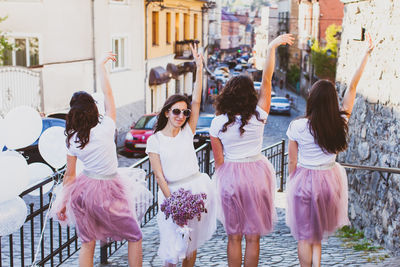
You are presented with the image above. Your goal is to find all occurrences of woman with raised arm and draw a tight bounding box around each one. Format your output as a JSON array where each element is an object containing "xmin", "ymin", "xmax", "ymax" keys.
[
  {"xmin": 50, "ymin": 53, "xmax": 152, "ymax": 267},
  {"xmin": 286, "ymin": 33, "xmax": 374, "ymax": 267},
  {"xmin": 209, "ymin": 34, "xmax": 294, "ymax": 267},
  {"xmin": 145, "ymin": 44, "xmax": 217, "ymax": 267}
]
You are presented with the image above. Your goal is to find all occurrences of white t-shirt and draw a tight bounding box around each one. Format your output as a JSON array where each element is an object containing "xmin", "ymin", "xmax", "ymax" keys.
[
  {"xmin": 67, "ymin": 116, "xmax": 118, "ymax": 175},
  {"xmin": 286, "ymin": 118, "xmax": 337, "ymax": 166},
  {"xmin": 209, "ymin": 105, "xmax": 268, "ymax": 160},
  {"xmin": 145, "ymin": 125, "xmax": 199, "ymax": 183}
]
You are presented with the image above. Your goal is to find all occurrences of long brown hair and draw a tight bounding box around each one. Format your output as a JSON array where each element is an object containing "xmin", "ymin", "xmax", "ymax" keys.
[
  {"xmin": 306, "ymin": 80, "xmax": 348, "ymax": 154},
  {"xmin": 214, "ymin": 75, "xmax": 262, "ymax": 135},
  {"xmin": 154, "ymin": 94, "xmax": 191, "ymax": 133},
  {"xmin": 66, "ymin": 91, "xmax": 99, "ymax": 149}
]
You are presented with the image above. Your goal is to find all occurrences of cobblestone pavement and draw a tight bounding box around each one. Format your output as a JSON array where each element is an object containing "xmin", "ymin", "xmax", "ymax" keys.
[{"xmin": 59, "ymin": 193, "xmax": 395, "ymax": 267}]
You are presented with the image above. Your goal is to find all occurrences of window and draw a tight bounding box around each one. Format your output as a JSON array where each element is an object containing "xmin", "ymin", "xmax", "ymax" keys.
[
  {"xmin": 152, "ymin": 11, "xmax": 159, "ymax": 46},
  {"xmin": 194, "ymin": 14, "xmax": 198, "ymax": 40},
  {"xmin": 2, "ymin": 36, "xmax": 39, "ymax": 67},
  {"xmin": 166, "ymin": 12, "xmax": 171, "ymax": 44},
  {"xmin": 184, "ymin": 13, "xmax": 190, "ymax": 40},
  {"xmin": 111, "ymin": 37, "xmax": 127, "ymax": 70},
  {"xmin": 175, "ymin": 13, "xmax": 180, "ymax": 42}
]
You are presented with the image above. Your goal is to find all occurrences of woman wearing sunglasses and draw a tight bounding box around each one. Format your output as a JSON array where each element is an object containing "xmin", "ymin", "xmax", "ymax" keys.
[
  {"xmin": 209, "ymin": 34, "xmax": 294, "ymax": 267},
  {"xmin": 146, "ymin": 44, "xmax": 217, "ymax": 267}
]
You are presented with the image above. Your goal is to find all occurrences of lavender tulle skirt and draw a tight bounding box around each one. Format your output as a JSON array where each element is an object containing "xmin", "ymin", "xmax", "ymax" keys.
[
  {"xmin": 214, "ymin": 154, "xmax": 277, "ymax": 236},
  {"xmin": 50, "ymin": 168, "xmax": 153, "ymax": 243},
  {"xmin": 286, "ymin": 163, "xmax": 350, "ymax": 244}
]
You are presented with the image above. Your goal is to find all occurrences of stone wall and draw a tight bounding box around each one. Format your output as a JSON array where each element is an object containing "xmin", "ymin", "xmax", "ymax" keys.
[{"xmin": 336, "ymin": 0, "xmax": 400, "ymax": 254}]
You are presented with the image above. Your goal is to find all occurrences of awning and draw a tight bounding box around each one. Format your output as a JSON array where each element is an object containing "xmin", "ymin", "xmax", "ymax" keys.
[
  {"xmin": 149, "ymin": 66, "xmax": 171, "ymax": 86},
  {"xmin": 183, "ymin": 61, "xmax": 196, "ymax": 73},
  {"xmin": 166, "ymin": 63, "xmax": 179, "ymax": 79}
]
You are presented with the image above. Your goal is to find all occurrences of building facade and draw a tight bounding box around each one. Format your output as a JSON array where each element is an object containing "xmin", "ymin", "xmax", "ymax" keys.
[
  {"xmin": 0, "ymin": 0, "xmax": 146, "ymax": 145},
  {"xmin": 145, "ymin": 0, "xmax": 210, "ymax": 114}
]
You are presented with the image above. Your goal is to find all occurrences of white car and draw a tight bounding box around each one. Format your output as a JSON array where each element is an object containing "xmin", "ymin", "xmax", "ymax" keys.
[
  {"xmin": 253, "ymin": 82, "xmax": 276, "ymax": 97},
  {"xmin": 270, "ymin": 97, "xmax": 291, "ymax": 115}
]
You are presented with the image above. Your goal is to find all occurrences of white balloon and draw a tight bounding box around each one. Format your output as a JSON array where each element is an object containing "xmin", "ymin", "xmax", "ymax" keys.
[
  {"xmin": 27, "ymin": 163, "xmax": 54, "ymax": 196},
  {"xmin": 4, "ymin": 106, "xmax": 42, "ymax": 150},
  {"xmin": 92, "ymin": 92, "xmax": 105, "ymax": 115},
  {"xmin": 0, "ymin": 118, "xmax": 5, "ymax": 151},
  {"xmin": 0, "ymin": 197, "xmax": 27, "ymax": 236},
  {"xmin": 0, "ymin": 153, "xmax": 29, "ymax": 202},
  {"xmin": 38, "ymin": 126, "xmax": 67, "ymax": 169}
]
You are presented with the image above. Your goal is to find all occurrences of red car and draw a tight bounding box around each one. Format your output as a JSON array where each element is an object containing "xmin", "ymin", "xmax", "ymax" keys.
[{"xmin": 124, "ymin": 114, "xmax": 157, "ymax": 155}]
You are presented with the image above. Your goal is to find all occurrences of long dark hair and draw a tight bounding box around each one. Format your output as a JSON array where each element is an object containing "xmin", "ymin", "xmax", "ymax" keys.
[
  {"xmin": 154, "ymin": 94, "xmax": 191, "ymax": 133},
  {"xmin": 306, "ymin": 79, "xmax": 349, "ymax": 154},
  {"xmin": 214, "ymin": 75, "xmax": 261, "ymax": 135},
  {"xmin": 66, "ymin": 91, "xmax": 99, "ymax": 149}
]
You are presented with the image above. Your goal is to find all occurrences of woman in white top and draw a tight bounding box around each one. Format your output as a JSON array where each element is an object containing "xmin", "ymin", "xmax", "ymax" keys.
[
  {"xmin": 210, "ymin": 34, "xmax": 294, "ymax": 267},
  {"xmin": 51, "ymin": 53, "xmax": 152, "ymax": 267},
  {"xmin": 286, "ymin": 33, "xmax": 374, "ymax": 267},
  {"xmin": 146, "ymin": 44, "xmax": 217, "ymax": 267}
]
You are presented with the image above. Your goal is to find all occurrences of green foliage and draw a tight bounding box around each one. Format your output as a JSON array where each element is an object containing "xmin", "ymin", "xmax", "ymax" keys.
[
  {"xmin": 0, "ymin": 16, "xmax": 14, "ymax": 65},
  {"xmin": 287, "ymin": 64, "xmax": 300, "ymax": 86},
  {"xmin": 311, "ymin": 24, "xmax": 341, "ymax": 81},
  {"xmin": 337, "ymin": 226, "xmax": 382, "ymax": 253}
]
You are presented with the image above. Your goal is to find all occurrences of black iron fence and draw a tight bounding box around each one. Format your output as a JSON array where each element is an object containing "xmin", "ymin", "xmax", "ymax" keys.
[{"xmin": 0, "ymin": 140, "xmax": 288, "ymax": 266}]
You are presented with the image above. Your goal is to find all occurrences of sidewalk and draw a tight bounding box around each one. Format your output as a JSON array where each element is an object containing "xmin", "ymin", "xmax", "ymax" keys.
[{"xmin": 59, "ymin": 192, "xmax": 395, "ymax": 266}]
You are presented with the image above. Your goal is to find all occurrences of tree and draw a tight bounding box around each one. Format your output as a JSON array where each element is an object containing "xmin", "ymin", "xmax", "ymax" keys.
[
  {"xmin": 311, "ymin": 24, "xmax": 341, "ymax": 81},
  {"xmin": 0, "ymin": 16, "xmax": 13, "ymax": 65}
]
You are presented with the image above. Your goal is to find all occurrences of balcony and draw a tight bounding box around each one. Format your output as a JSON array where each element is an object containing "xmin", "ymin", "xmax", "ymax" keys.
[{"xmin": 174, "ymin": 39, "xmax": 199, "ymax": 60}]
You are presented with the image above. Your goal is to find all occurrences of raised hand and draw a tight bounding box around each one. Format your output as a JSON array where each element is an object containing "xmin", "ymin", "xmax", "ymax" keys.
[
  {"xmin": 269, "ymin": 34, "xmax": 295, "ymax": 49},
  {"xmin": 101, "ymin": 51, "xmax": 117, "ymax": 66},
  {"xmin": 365, "ymin": 32, "xmax": 374, "ymax": 54},
  {"xmin": 190, "ymin": 42, "xmax": 203, "ymax": 69}
]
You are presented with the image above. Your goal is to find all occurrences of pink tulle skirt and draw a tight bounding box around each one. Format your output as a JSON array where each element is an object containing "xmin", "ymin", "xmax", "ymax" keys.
[
  {"xmin": 286, "ymin": 163, "xmax": 350, "ymax": 244},
  {"xmin": 50, "ymin": 168, "xmax": 153, "ymax": 243},
  {"xmin": 214, "ymin": 154, "xmax": 276, "ymax": 236}
]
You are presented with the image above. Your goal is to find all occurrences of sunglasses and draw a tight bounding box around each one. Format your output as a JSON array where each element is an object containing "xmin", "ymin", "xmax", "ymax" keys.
[{"xmin": 170, "ymin": 108, "xmax": 191, "ymax": 117}]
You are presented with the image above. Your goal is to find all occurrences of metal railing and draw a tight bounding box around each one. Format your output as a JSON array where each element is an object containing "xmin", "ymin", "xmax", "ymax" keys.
[{"xmin": 0, "ymin": 140, "xmax": 288, "ymax": 266}]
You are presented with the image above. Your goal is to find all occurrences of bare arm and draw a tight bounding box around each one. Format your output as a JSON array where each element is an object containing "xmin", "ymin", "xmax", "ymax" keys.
[
  {"xmin": 258, "ymin": 34, "xmax": 294, "ymax": 112},
  {"xmin": 288, "ymin": 140, "xmax": 298, "ymax": 176},
  {"xmin": 342, "ymin": 33, "xmax": 374, "ymax": 117},
  {"xmin": 63, "ymin": 155, "xmax": 77, "ymax": 186},
  {"xmin": 148, "ymin": 153, "xmax": 171, "ymax": 198},
  {"xmin": 99, "ymin": 52, "xmax": 117, "ymax": 122},
  {"xmin": 210, "ymin": 136, "xmax": 224, "ymax": 169},
  {"xmin": 188, "ymin": 43, "xmax": 204, "ymax": 133}
]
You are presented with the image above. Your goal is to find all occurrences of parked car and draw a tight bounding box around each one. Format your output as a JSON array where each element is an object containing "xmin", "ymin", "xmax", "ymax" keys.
[
  {"xmin": 194, "ymin": 114, "xmax": 214, "ymax": 148},
  {"xmin": 124, "ymin": 114, "xmax": 157, "ymax": 155},
  {"xmin": 234, "ymin": 64, "xmax": 243, "ymax": 71},
  {"xmin": 270, "ymin": 97, "xmax": 291, "ymax": 115},
  {"xmin": 232, "ymin": 71, "xmax": 241, "ymax": 77},
  {"xmin": 253, "ymin": 82, "xmax": 276, "ymax": 97},
  {"xmin": 5, "ymin": 117, "xmax": 66, "ymax": 166}
]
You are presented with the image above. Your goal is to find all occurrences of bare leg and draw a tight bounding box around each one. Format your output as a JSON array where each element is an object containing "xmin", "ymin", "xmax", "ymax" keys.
[
  {"xmin": 182, "ymin": 250, "xmax": 197, "ymax": 267},
  {"xmin": 79, "ymin": 240, "xmax": 96, "ymax": 267},
  {"xmin": 128, "ymin": 240, "xmax": 143, "ymax": 267},
  {"xmin": 244, "ymin": 235, "xmax": 260, "ymax": 267},
  {"xmin": 228, "ymin": 234, "xmax": 243, "ymax": 267},
  {"xmin": 312, "ymin": 243, "xmax": 321, "ymax": 267},
  {"xmin": 298, "ymin": 240, "xmax": 312, "ymax": 267}
]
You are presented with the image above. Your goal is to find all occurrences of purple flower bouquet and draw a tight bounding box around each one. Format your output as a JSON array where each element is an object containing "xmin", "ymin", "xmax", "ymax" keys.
[{"xmin": 160, "ymin": 188, "xmax": 207, "ymax": 227}]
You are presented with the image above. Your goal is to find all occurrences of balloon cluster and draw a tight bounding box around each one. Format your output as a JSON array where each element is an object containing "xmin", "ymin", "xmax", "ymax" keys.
[{"xmin": 0, "ymin": 106, "xmax": 68, "ymax": 236}]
